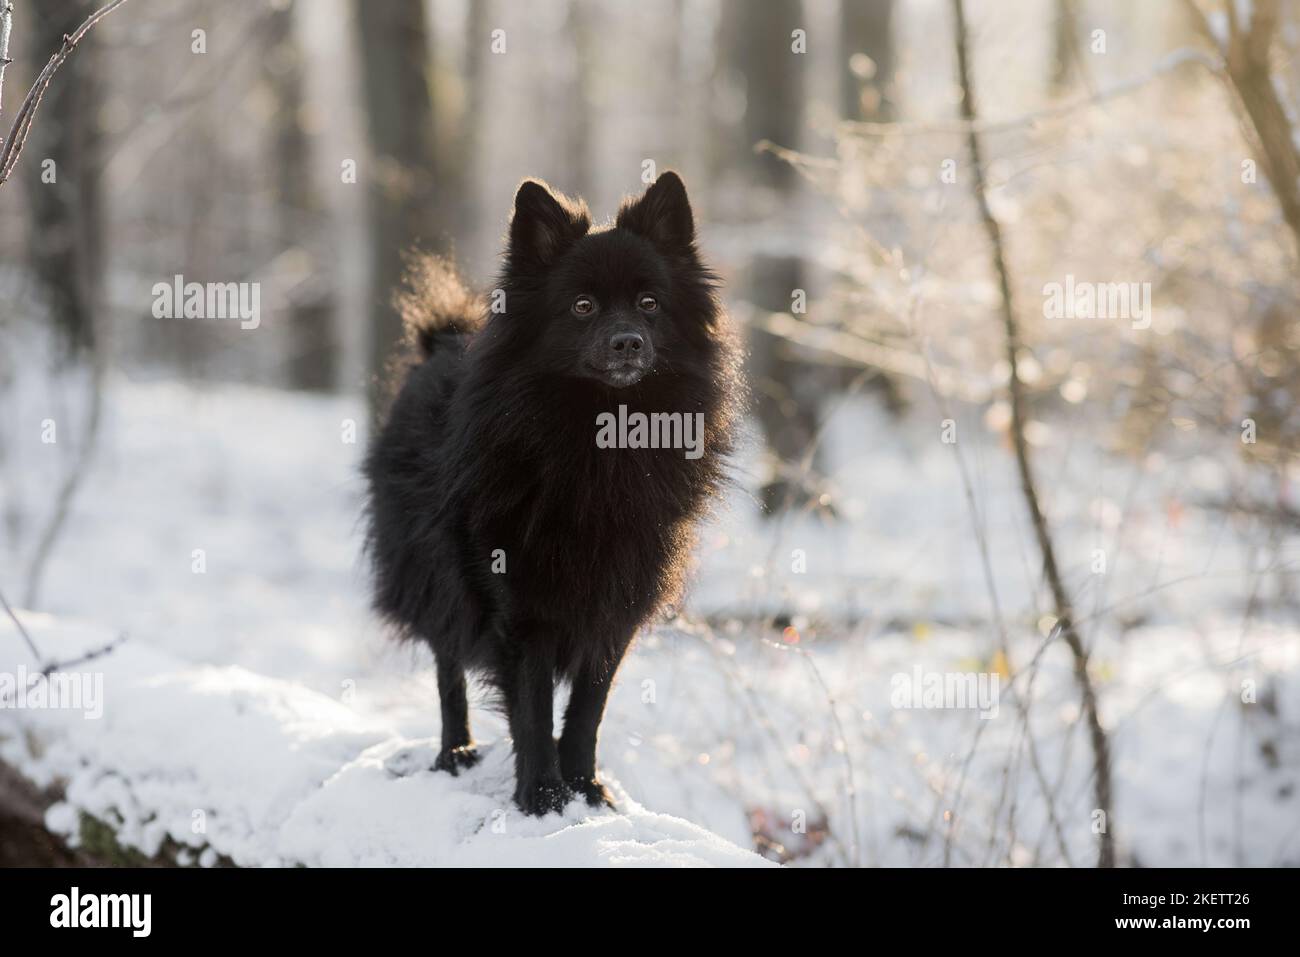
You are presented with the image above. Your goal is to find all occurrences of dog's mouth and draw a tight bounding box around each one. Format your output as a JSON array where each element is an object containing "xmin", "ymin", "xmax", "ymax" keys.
[{"xmin": 590, "ymin": 362, "xmax": 649, "ymax": 388}]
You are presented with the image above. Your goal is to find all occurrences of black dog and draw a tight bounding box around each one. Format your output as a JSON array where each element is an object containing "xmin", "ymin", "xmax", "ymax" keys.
[{"xmin": 364, "ymin": 172, "xmax": 740, "ymax": 815}]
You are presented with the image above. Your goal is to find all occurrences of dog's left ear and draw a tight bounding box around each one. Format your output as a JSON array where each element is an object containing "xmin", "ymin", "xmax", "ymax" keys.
[{"xmin": 616, "ymin": 171, "xmax": 695, "ymax": 252}]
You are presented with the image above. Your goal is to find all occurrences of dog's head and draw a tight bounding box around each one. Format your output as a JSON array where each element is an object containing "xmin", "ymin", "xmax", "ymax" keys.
[{"xmin": 501, "ymin": 172, "xmax": 715, "ymax": 390}]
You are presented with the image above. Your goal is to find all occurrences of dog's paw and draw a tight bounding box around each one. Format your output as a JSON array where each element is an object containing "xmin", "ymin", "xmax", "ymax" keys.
[
  {"xmin": 432, "ymin": 744, "xmax": 481, "ymax": 776},
  {"xmin": 514, "ymin": 778, "xmax": 571, "ymax": 817},
  {"xmin": 567, "ymin": 776, "xmax": 617, "ymax": 810}
]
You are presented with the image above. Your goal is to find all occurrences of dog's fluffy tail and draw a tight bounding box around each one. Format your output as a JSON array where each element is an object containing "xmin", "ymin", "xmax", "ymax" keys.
[{"xmin": 393, "ymin": 252, "xmax": 482, "ymax": 359}]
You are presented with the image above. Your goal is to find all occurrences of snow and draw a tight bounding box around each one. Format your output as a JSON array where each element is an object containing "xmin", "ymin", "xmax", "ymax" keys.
[
  {"xmin": 0, "ymin": 613, "xmax": 769, "ymax": 867},
  {"xmin": 1, "ymin": 361, "xmax": 1298, "ymax": 867}
]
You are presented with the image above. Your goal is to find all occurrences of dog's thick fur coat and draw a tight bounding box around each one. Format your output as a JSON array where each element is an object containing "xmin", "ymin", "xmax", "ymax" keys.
[{"xmin": 364, "ymin": 173, "xmax": 740, "ymax": 814}]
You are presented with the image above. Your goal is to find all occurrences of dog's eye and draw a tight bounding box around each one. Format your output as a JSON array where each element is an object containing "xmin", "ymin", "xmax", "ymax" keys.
[
  {"xmin": 638, "ymin": 294, "xmax": 659, "ymax": 313},
  {"xmin": 572, "ymin": 296, "xmax": 595, "ymax": 317}
]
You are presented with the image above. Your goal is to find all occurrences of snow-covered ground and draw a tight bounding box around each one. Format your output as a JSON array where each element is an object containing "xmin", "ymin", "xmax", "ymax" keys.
[
  {"xmin": 1, "ymin": 362, "xmax": 1297, "ymax": 866},
  {"xmin": 0, "ymin": 613, "xmax": 766, "ymax": 867}
]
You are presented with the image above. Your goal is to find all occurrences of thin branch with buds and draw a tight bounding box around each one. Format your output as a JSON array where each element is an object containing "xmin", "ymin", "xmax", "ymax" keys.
[
  {"xmin": 0, "ymin": 0, "xmax": 131, "ymax": 187},
  {"xmin": 1, "ymin": 582, "xmax": 126, "ymax": 677},
  {"xmin": 34, "ymin": 630, "xmax": 126, "ymax": 679}
]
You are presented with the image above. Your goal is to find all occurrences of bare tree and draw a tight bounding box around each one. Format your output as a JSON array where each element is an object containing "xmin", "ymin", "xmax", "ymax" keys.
[
  {"xmin": 720, "ymin": 0, "xmax": 831, "ymax": 517},
  {"xmin": 1185, "ymin": 0, "xmax": 1300, "ymax": 258},
  {"xmin": 264, "ymin": 0, "xmax": 336, "ymax": 391},
  {"xmin": 23, "ymin": 0, "xmax": 104, "ymax": 357},
  {"xmin": 950, "ymin": 0, "xmax": 1116, "ymax": 868}
]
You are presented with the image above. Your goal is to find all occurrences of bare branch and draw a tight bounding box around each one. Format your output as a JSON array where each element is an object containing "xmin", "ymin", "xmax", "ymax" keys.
[
  {"xmin": 0, "ymin": 0, "xmax": 130, "ymax": 187},
  {"xmin": 35, "ymin": 630, "xmax": 125, "ymax": 678}
]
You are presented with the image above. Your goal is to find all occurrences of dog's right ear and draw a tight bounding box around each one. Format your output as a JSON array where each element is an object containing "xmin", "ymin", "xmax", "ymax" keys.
[{"xmin": 508, "ymin": 180, "xmax": 590, "ymax": 268}]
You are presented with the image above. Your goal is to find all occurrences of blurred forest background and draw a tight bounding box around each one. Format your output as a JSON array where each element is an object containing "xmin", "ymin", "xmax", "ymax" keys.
[
  {"xmin": 1, "ymin": 0, "xmax": 1299, "ymax": 867},
  {"xmin": 2, "ymin": 0, "xmax": 1297, "ymax": 506},
  {"xmin": 3, "ymin": 0, "xmax": 1298, "ymax": 493}
]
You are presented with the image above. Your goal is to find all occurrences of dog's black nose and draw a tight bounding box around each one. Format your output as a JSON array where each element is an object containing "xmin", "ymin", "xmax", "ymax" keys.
[{"xmin": 610, "ymin": 331, "xmax": 644, "ymax": 353}]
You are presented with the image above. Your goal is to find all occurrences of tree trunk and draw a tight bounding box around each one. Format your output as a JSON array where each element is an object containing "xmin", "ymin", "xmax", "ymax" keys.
[
  {"xmin": 1050, "ymin": 0, "xmax": 1079, "ymax": 94},
  {"xmin": 840, "ymin": 0, "xmax": 895, "ymax": 121},
  {"xmin": 23, "ymin": 0, "xmax": 104, "ymax": 360},
  {"xmin": 266, "ymin": 0, "xmax": 337, "ymax": 391},
  {"xmin": 721, "ymin": 0, "xmax": 827, "ymax": 517},
  {"xmin": 353, "ymin": 0, "xmax": 442, "ymax": 414}
]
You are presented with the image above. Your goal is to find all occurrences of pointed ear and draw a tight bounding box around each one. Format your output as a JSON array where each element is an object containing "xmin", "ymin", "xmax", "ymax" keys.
[
  {"xmin": 616, "ymin": 171, "xmax": 695, "ymax": 252},
  {"xmin": 508, "ymin": 180, "xmax": 590, "ymax": 267}
]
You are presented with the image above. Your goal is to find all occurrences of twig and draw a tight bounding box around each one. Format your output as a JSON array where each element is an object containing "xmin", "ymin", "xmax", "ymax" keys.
[
  {"xmin": 909, "ymin": 271, "xmax": 1072, "ymax": 867},
  {"xmin": 757, "ymin": 635, "xmax": 863, "ymax": 868},
  {"xmin": 2, "ymin": 580, "xmax": 126, "ymax": 683},
  {"xmin": 1200, "ymin": 498, "xmax": 1300, "ymax": 528},
  {"xmin": 0, "ymin": 584, "xmax": 42, "ymax": 663},
  {"xmin": 0, "ymin": 2, "xmax": 14, "ymax": 126},
  {"xmin": 35, "ymin": 630, "xmax": 126, "ymax": 679},
  {"xmin": 746, "ymin": 306, "xmax": 990, "ymax": 404},
  {"xmin": 894, "ymin": 133, "xmax": 1073, "ymax": 870},
  {"xmin": 697, "ymin": 627, "xmax": 852, "ymax": 866},
  {"xmin": 0, "ymin": 0, "xmax": 130, "ymax": 187},
  {"xmin": 950, "ymin": 0, "xmax": 1115, "ymax": 868},
  {"xmin": 1196, "ymin": 503, "xmax": 1278, "ymax": 865}
]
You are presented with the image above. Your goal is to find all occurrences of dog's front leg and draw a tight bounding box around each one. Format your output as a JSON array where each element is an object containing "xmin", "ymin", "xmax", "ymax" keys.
[
  {"xmin": 502, "ymin": 645, "xmax": 568, "ymax": 816},
  {"xmin": 559, "ymin": 642, "xmax": 630, "ymax": 809}
]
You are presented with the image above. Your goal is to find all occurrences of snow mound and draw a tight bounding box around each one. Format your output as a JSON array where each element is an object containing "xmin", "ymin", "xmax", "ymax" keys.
[{"xmin": 0, "ymin": 612, "xmax": 770, "ymax": 868}]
